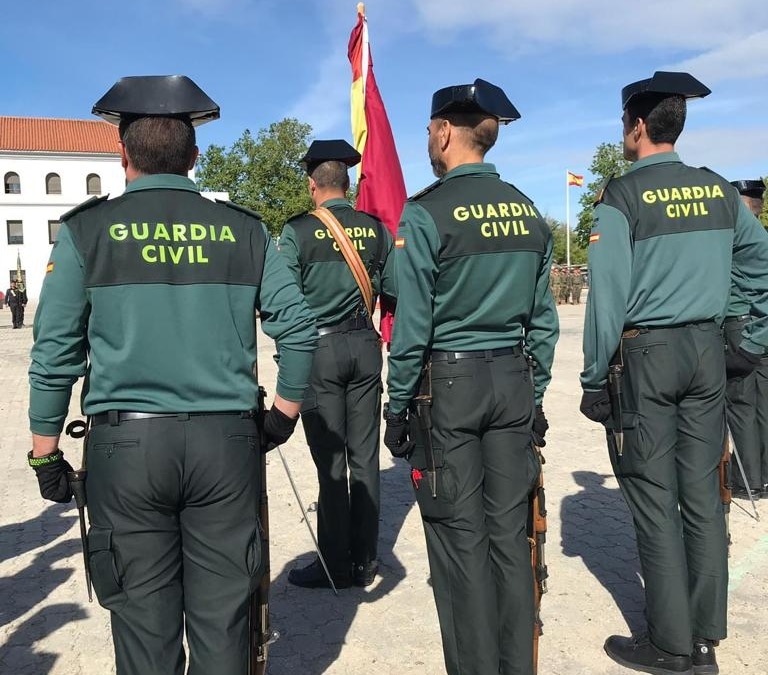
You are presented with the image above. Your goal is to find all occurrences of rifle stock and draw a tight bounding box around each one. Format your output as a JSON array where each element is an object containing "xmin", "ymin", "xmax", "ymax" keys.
[
  {"xmin": 528, "ymin": 446, "xmax": 548, "ymax": 675},
  {"xmin": 718, "ymin": 433, "xmax": 732, "ymax": 549}
]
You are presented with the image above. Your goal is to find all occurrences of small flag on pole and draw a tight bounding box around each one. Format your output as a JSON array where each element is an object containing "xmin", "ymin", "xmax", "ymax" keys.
[
  {"xmin": 567, "ymin": 171, "xmax": 584, "ymax": 187},
  {"xmin": 348, "ymin": 3, "xmax": 406, "ymax": 343}
]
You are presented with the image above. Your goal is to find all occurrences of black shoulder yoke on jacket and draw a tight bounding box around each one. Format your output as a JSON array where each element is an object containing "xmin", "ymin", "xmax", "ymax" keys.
[
  {"xmin": 593, "ymin": 175, "xmax": 614, "ymax": 206},
  {"xmin": 504, "ymin": 182, "xmax": 535, "ymax": 205},
  {"xmin": 409, "ymin": 180, "xmax": 441, "ymax": 202},
  {"xmin": 60, "ymin": 195, "xmax": 109, "ymax": 222},
  {"xmin": 215, "ymin": 199, "xmax": 263, "ymax": 221}
]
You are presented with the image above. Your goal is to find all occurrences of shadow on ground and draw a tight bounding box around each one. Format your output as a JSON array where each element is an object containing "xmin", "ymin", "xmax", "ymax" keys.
[
  {"xmin": 560, "ymin": 470, "xmax": 645, "ymax": 634},
  {"xmin": 266, "ymin": 461, "xmax": 414, "ymax": 675},
  {"xmin": 0, "ymin": 504, "xmax": 87, "ymax": 674}
]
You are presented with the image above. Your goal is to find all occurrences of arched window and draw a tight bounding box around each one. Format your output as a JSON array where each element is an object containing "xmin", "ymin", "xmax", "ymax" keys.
[
  {"xmin": 4, "ymin": 172, "xmax": 20, "ymax": 194},
  {"xmin": 86, "ymin": 173, "xmax": 102, "ymax": 195},
  {"xmin": 46, "ymin": 173, "xmax": 62, "ymax": 195}
]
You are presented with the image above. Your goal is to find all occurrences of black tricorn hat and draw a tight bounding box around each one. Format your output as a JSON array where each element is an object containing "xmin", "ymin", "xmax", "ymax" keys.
[
  {"xmin": 299, "ymin": 140, "xmax": 361, "ymax": 172},
  {"xmin": 621, "ymin": 71, "xmax": 711, "ymax": 109},
  {"xmin": 92, "ymin": 75, "xmax": 220, "ymax": 126},
  {"xmin": 430, "ymin": 78, "xmax": 520, "ymax": 124},
  {"xmin": 731, "ymin": 179, "xmax": 766, "ymax": 199}
]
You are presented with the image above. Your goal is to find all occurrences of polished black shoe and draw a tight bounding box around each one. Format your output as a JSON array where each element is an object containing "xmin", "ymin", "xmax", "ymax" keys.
[
  {"xmin": 691, "ymin": 638, "xmax": 718, "ymax": 675},
  {"xmin": 352, "ymin": 560, "xmax": 378, "ymax": 587},
  {"xmin": 604, "ymin": 634, "xmax": 693, "ymax": 675},
  {"xmin": 287, "ymin": 558, "xmax": 351, "ymax": 590},
  {"xmin": 731, "ymin": 485, "xmax": 761, "ymax": 500}
]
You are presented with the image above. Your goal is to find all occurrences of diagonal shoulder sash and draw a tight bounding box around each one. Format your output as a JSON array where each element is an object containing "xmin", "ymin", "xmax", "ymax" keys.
[{"xmin": 310, "ymin": 206, "xmax": 373, "ymax": 317}]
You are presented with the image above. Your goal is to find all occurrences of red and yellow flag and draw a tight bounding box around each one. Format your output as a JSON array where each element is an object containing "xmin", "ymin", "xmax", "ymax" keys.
[
  {"xmin": 348, "ymin": 3, "xmax": 406, "ymax": 343},
  {"xmin": 567, "ymin": 171, "xmax": 584, "ymax": 187}
]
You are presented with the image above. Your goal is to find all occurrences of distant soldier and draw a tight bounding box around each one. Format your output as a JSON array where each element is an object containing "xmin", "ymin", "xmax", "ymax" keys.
[
  {"xmin": 562, "ymin": 267, "xmax": 572, "ymax": 304},
  {"xmin": 552, "ymin": 267, "xmax": 564, "ymax": 304},
  {"xmin": 571, "ymin": 267, "xmax": 583, "ymax": 304}
]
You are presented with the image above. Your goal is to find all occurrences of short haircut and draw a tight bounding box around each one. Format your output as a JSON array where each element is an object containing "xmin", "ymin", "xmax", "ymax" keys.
[
  {"xmin": 441, "ymin": 112, "xmax": 499, "ymax": 154},
  {"xmin": 309, "ymin": 161, "xmax": 350, "ymax": 190},
  {"xmin": 119, "ymin": 117, "xmax": 196, "ymax": 175},
  {"xmin": 626, "ymin": 94, "xmax": 686, "ymax": 145}
]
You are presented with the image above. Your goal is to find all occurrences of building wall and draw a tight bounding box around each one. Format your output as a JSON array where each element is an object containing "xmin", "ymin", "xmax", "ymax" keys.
[{"xmin": 0, "ymin": 152, "xmax": 124, "ymax": 299}]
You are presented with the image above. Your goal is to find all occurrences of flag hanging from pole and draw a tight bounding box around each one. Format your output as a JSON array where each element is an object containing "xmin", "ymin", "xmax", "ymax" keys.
[
  {"xmin": 567, "ymin": 171, "xmax": 584, "ymax": 187},
  {"xmin": 348, "ymin": 3, "xmax": 406, "ymax": 343}
]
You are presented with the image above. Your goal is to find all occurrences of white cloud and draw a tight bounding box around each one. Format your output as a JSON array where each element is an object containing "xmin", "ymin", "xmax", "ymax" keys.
[
  {"xmin": 676, "ymin": 125, "xmax": 768, "ymax": 176},
  {"xmin": 669, "ymin": 30, "xmax": 768, "ymax": 82}
]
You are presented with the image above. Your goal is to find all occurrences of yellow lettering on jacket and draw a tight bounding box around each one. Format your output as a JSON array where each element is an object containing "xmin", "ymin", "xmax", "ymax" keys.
[{"xmin": 111, "ymin": 222, "xmax": 233, "ymax": 265}]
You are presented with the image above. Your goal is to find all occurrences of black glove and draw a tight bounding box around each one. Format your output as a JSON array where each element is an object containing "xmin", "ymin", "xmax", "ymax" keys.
[
  {"xmin": 725, "ymin": 345, "xmax": 761, "ymax": 380},
  {"xmin": 263, "ymin": 405, "xmax": 299, "ymax": 449},
  {"xmin": 532, "ymin": 405, "xmax": 549, "ymax": 447},
  {"xmin": 383, "ymin": 404, "xmax": 415, "ymax": 459},
  {"xmin": 29, "ymin": 450, "xmax": 74, "ymax": 503},
  {"xmin": 580, "ymin": 388, "xmax": 611, "ymax": 424}
]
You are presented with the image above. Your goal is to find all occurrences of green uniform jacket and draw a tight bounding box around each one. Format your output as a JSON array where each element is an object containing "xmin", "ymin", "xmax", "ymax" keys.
[
  {"xmin": 387, "ymin": 163, "xmax": 559, "ymax": 413},
  {"xmin": 29, "ymin": 174, "xmax": 318, "ymax": 436},
  {"xmin": 581, "ymin": 152, "xmax": 768, "ymax": 391},
  {"xmin": 277, "ymin": 198, "xmax": 396, "ymax": 325}
]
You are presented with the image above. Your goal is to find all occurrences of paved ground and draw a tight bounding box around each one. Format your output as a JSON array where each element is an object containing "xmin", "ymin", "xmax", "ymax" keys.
[{"xmin": 1, "ymin": 301, "xmax": 766, "ymax": 675}]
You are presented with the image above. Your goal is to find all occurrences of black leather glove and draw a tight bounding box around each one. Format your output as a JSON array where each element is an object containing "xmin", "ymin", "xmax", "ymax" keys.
[
  {"xmin": 532, "ymin": 405, "xmax": 549, "ymax": 447},
  {"xmin": 383, "ymin": 403, "xmax": 415, "ymax": 459},
  {"xmin": 725, "ymin": 345, "xmax": 762, "ymax": 380},
  {"xmin": 263, "ymin": 405, "xmax": 299, "ymax": 449},
  {"xmin": 29, "ymin": 450, "xmax": 74, "ymax": 503},
  {"xmin": 580, "ymin": 388, "xmax": 611, "ymax": 424}
]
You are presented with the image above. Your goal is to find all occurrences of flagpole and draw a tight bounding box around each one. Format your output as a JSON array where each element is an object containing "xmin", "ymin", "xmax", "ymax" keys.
[{"xmin": 565, "ymin": 170, "xmax": 571, "ymax": 269}]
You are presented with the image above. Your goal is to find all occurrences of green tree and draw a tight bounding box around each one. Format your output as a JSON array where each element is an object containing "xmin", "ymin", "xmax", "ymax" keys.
[
  {"xmin": 574, "ymin": 142, "xmax": 631, "ymax": 247},
  {"xmin": 761, "ymin": 177, "xmax": 768, "ymax": 229},
  {"xmin": 546, "ymin": 216, "xmax": 587, "ymax": 266},
  {"xmin": 196, "ymin": 118, "xmax": 314, "ymax": 237}
]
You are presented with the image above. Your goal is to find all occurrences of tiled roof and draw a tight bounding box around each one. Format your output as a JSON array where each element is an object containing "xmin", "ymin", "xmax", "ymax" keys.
[{"xmin": 0, "ymin": 116, "xmax": 120, "ymax": 154}]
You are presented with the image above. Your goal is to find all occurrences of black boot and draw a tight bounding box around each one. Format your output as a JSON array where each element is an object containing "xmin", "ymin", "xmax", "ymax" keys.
[
  {"xmin": 731, "ymin": 485, "xmax": 761, "ymax": 500},
  {"xmin": 604, "ymin": 634, "xmax": 693, "ymax": 675},
  {"xmin": 287, "ymin": 558, "xmax": 351, "ymax": 590},
  {"xmin": 692, "ymin": 638, "xmax": 718, "ymax": 675},
  {"xmin": 352, "ymin": 560, "xmax": 378, "ymax": 587}
]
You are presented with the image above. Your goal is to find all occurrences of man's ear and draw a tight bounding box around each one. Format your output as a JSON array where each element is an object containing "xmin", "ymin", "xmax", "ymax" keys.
[
  {"xmin": 118, "ymin": 141, "xmax": 129, "ymax": 170},
  {"xmin": 189, "ymin": 145, "xmax": 200, "ymax": 171}
]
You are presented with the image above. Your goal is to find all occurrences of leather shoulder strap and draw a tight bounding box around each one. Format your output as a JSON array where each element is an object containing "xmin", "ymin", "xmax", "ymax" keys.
[{"xmin": 310, "ymin": 207, "xmax": 373, "ymax": 317}]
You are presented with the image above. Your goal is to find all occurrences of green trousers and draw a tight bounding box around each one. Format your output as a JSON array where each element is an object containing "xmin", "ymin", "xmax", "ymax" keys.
[
  {"xmin": 85, "ymin": 413, "xmax": 262, "ymax": 675},
  {"xmin": 610, "ymin": 322, "xmax": 728, "ymax": 655},
  {"xmin": 408, "ymin": 350, "xmax": 539, "ymax": 675},
  {"xmin": 300, "ymin": 328, "xmax": 382, "ymax": 573},
  {"xmin": 724, "ymin": 316, "xmax": 767, "ymax": 489}
]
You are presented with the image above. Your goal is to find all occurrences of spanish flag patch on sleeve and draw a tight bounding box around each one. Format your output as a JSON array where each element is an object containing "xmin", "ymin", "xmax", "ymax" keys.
[
  {"xmin": 46, "ymin": 262, "xmax": 55, "ymax": 274},
  {"xmin": 589, "ymin": 233, "xmax": 600, "ymax": 244},
  {"xmin": 395, "ymin": 237, "xmax": 405, "ymax": 248}
]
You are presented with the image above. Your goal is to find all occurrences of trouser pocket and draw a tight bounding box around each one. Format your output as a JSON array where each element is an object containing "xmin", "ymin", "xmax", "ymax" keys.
[{"xmin": 88, "ymin": 526, "xmax": 128, "ymax": 611}]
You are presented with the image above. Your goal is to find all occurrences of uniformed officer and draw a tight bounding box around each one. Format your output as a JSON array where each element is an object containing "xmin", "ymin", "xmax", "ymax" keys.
[
  {"xmin": 571, "ymin": 266, "xmax": 583, "ymax": 304},
  {"xmin": 384, "ymin": 79, "xmax": 559, "ymax": 675},
  {"xmin": 27, "ymin": 75, "xmax": 318, "ymax": 675},
  {"xmin": 279, "ymin": 139, "xmax": 396, "ymax": 589},
  {"xmin": 580, "ymin": 72, "xmax": 768, "ymax": 675},
  {"xmin": 725, "ymin": 179, "xmax": 768, "ymax": 499}
]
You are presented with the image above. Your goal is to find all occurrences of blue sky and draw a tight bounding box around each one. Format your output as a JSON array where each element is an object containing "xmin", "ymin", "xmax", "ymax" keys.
[{"xmin": 2, "ymin": 0, "xmax": 766, "ymax": 223}]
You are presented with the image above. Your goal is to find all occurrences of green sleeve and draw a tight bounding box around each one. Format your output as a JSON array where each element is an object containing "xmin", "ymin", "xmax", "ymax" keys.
[
  {"xmin": 732, "ymin": 201, "xmax": 768, "ymax": 355},
  {"xmin": 526, "ymin": 233, "xmax": 559, "ymax": 404},
  {"xmin": 258, "ymin": 224, "xmax": 318, "ymax": 401},
  {"xmin": 386, "ymin": 203, "xmax": 440, "ymax": 414},
  {"xmin": 29, "ymin": 225, "xmax": 89, "ymax": 435},
  {"xmin": 277, "ymin": 223, "xmax": 303, "ymax": 290},
  {"xmin": 379, "ymin": 228, "xmax": 397, "ymax": 302},
  {"xmin": 581, "ymin": 203, "xmax": 633, "ymax": 391}
]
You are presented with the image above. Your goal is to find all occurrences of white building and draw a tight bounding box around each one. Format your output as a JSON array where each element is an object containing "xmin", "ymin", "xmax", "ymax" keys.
[{"xmin": 0, "ymin": 116, "xmax": 227, "ymax": 300}]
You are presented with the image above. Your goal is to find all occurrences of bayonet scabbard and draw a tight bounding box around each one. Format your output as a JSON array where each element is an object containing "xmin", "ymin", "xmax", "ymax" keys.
[
  {"xmin": 607, "ymin": 363, "xmax": 624, "ymax": 456},
  {"xmin": 67, "ymin": 469, "xmax": 92, "ymax": 602}
]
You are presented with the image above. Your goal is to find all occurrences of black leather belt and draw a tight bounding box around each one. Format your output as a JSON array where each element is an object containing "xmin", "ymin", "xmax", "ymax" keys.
[
  {"xmin": 317, "ymin": 315, "xmax": 374, "ymax": 336},
  {"xmin": 622, "ymin": 319, "xmax": 715, "ymax": 336},
  {"xmin": 724, "ymin": 314, "xmax": 750, "ymax": 324},
  {"xmin": 91, "ymin": 411, "xmax": 255, "ymax": 426},
  {"xmin": 430, "ymin": 345, "xmax": 523, "ymax": 362}
]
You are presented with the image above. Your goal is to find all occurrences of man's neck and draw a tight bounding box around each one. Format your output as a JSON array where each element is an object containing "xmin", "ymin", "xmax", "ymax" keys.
[
  {"xmin": 313, "ymin": 190, "xmax": 347, "ymax": 207},
  {"xmin": 635, "ymin": 142, "xmax": 675, "ymax": 161}
]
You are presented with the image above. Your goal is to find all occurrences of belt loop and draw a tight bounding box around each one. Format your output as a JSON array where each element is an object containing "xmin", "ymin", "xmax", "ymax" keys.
[
  {"xmin": 176, "ymin": 413, "xmax": 190, "ymax": 421},
  {"xmin": 108, "ymin": 410, "xmax": 119, "ymax": 426},
  {"xmin": 447, "ymin": 352, "xmax": 457, "ymax": 364},
  {"xmin": 485, "ymin": 349, "xmax": 493, "ymax": 362}
]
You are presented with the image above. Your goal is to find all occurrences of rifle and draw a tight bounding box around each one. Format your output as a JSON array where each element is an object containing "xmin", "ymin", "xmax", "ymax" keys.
[
  {"xmin": 527, "ymin": 446, "xmax": 548, "ymax": 675},
  {"xmin": 250, "ymin": 386, "xmax": 279, "ymax": 674},
  {"xmin": 412, "ymin": 363, "xmax": 436, "ymax": 498},
  {"xmin": 718, "ymin": 432, "xmax": 732, "ymax": 550}
]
